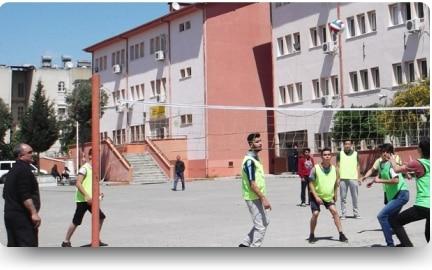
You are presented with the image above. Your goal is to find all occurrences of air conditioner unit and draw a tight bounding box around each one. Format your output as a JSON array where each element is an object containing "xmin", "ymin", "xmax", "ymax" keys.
[
  {"xmin": 406, "ymin": 18, "xmax": 421, "ymax": 33},
  {"xmin": 115, "ymin": 100, "xmax": 124, "ymax": 112},
  {"xmin": 113, "ymin": 64, "xmax": 121, "ymax": 74},
  {"xmin": 155, "ymin": 50, "xmax": 165, "ymax": 61},
  {"xmin": 321, "ymin": 96, "xmax": 332, "ymax": 107},
  {"xmin": 322, "ymin": 42, "xmax": 336, "ymax": 54}
]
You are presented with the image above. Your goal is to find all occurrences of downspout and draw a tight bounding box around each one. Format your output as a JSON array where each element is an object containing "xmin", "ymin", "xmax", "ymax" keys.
[
  {"xmin": 202, "ymin": 6, "xmax": 209, "ymax": 178},
  {"xmin": 166, "ymin": 19, "xmax": 172, "ymax": 138},
  {"xmin": 337, "ymin": 3, "xmax": 345, "ymax": 108},
  {"xmin": 122, "ymin": 37, "xmax": 130, "ymax": 143}
]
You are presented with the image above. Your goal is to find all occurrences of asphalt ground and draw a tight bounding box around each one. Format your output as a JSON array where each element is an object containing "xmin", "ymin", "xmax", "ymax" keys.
[{"xmin": 0, "ymin": 175, "xmax": 428, "ymax": 247}]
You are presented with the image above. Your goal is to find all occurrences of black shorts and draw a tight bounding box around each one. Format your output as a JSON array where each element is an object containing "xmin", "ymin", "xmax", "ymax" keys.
[
  {"xmin": 72, "ymin": 202, "xmax": 106, "ymax": 226},
  {"xmin": 309, "ymin": 193, "xmax": 335, "ymax": 212}
]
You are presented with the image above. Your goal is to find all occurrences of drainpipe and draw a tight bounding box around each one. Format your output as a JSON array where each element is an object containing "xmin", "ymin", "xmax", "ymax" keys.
[
  {"xmin": 166, "ymin": 20, "xmax": 172, "ymax": 139},
  {"xmin": 337, "ymin": 3, "xmax": 345, "ymax": 108},
  {"xmin": 122, "ymin": 37, "xmax": 129, "ymax": 143},
  {"xmin": 202, "ymin": 6, "xmax": 209, "ymax": 178}
]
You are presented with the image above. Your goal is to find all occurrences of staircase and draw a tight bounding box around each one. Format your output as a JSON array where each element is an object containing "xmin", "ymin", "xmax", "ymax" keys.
[{"xmin": 125, "ymin": 153, "xmax": 169, "ymax": 184}]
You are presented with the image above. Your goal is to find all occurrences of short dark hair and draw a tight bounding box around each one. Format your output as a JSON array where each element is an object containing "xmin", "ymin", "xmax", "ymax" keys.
[
  {"xmin": 343, "ymin": 140, "xmax": 352, "ymax": 144},
  {"xmin": 247, "ymin": 133, "xmax": 260, "ymax": 145},
  {"xmin": 419, "ymin": 138, "xmax": 430, "ymax": 158},
  {"xmin": 321, "ymin": 147, "xmax": 332, "ymax": 155},
  {"xmin": 303, "ymin": 148, "xmax": 311, "ymax": 154},
  {"xmin": 380, "ymin": 143, "xmax": 394, "ymax": 154}
]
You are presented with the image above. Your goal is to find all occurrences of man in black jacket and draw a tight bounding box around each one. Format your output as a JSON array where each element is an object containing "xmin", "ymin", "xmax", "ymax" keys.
[
  {"xmin": 3, "ymin": 143, "xmax": 41, "ymax": 247},
  {"xmin": 172, "ymin": 155, "xmax": 186, "ymax": 191}
]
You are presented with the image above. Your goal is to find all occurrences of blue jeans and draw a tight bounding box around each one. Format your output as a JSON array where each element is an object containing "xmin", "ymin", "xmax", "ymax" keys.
[
  {"xmin": 377, "ymin": 190, "xmax": 409, "ymax": 246},
  {"xmin": 173, "ymin": 172, "xmax": 185, "ymax": 190}
]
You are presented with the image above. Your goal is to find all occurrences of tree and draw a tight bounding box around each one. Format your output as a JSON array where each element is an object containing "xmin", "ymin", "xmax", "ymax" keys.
[
  {"xmin": 19, "ymin": 81, "xmax": 59, "ymax": 167},
  {"xmin": 331, "ymin": 104, "xmax": 386, "ymax": 146},
  {"xmin": 0, "ymin": 98, "xmax": 13, "ymax": 159},
  {"xmin": 377, "ymin": 79, "xmax": 430, "ymax": 144},
  {"xmin": 59, "ymin": 79, "xmax": 108, "ymax": 153}
]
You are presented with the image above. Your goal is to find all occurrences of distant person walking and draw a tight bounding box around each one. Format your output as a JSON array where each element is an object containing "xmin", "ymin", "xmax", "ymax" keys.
[
  {"xmin": 3, "ymin": 143, "xmax": 41, "ymax": 247},
  {"xmin": 297, "ymin": 148, "xmax": 314, "ymax": 206},
  {"xmin": 308, "ymin": 148, "xmax": 348, "ymax": 244},
  {"xmin": 391, "ymin": 138, "xmax": 430, "ymax": 246},
  {"xmin": 337, "ymin": 140, "xmax": 361, "ymax": 219},
  {"xmin": 172, "ymin": 155, "xmax": 185, "ymax": 191},
  {"xmin": 239, "ymin": 132, "xmax": 271, "ymax": 247},
  {"xmin": 366, "ymin": 143, "xmax": 409, "ymax": 247},
  {"xmin": 51, "ymin": 164, "xmax": 61, "ymax": 183},
  {"xmin": 61, "ymin": 148, "xmax": 107, "ymax": 247}
]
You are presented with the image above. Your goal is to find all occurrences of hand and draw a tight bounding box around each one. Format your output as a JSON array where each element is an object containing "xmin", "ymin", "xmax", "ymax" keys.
[
  {"xmin": 366, "ymin": 179, "xmax": 374, "ymax": 188},
  {"xmin": 31, "ymin": 213, "xmax": 41, "ymax": 229},
  {"xmin": 262, "ymin": 198, "xmax": 272, "ymax": 211},
  {"xmin": 357, "ymin": 179, "xmax": 362, "ymax": 186},
  {"xmin": 300, "ymin": 177, "xmax": 305, "ymax": 182}
]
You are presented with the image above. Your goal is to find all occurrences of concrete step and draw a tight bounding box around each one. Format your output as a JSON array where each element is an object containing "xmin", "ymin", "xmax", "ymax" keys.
[{"xmin": 124, "ymin": 153, "xmax": 169, "ymax": 184}]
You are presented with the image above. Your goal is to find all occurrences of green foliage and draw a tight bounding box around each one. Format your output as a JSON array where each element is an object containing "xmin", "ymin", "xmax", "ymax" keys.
[
  {"xmin": 331, "ymin": 104, "xmax": 385, "ymax": 143},
  {"xmin": 19, "ymin": 81, "xmax": 59, "ymax": 156},
  {"xmin": 377, "ymin": 80, "xmax": 430, "ymax": 139},
  {"xmin": 0, "ymin": 97, "xmax": 13, "ymax": 145},
  {"xmin": 59, "ymin": 79, "xmax": 108, "ymax": 153}
]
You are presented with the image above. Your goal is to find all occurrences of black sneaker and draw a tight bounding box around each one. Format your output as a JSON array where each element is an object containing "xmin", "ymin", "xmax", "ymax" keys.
[
  {"xmin": 61, "ymin": 241, "xmax": 72, "ymax": 247},
  {"xmin": 308, "ymin": 234, "xmax": 317, "ymax": 244},
  {"xmin": 238, "ymin": 244, "xmax": 249, "ymax": 247},
  {"xmin": 339, "ymin": 233, "xmax": 348, "ymax": 242},
  {"xmin": 99, "ymin": 241, "xmax": 108, "ymax": 247}
]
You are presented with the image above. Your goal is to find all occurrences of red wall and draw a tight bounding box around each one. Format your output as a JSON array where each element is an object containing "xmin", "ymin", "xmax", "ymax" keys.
[{"xmin": 204, "ymin": 3, "xmax": 273, "ymax": 177}]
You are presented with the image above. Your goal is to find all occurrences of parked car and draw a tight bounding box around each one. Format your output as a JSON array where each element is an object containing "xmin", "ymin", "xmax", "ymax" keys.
[{"xmin": 0, "ymin": 160, "xmax": 39, "ymax": 184}]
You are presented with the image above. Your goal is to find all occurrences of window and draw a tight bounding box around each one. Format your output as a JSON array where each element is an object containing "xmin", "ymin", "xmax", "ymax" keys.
[
  {"xmin": 121, "ymin": 129, "xmax": 126, "ymax": 144},
  {"xmin": 139, "ymin": 42, "xmax": 144, "ymax": 58},
  {"xmin": 279, "ymin": 86, "xmax": 286, "ymax": 104},
  {"xmin": 58, "ymin": 107, "xmax": 66, "ymax": 116},
  {"xmin": 121, "ymin": 89, "xmax": 125, "ymax": 100},
  {"xmin": 179, "ymin": 23, "xmax": 185, "ymax": 32},
  {"xmin": 406, "ymin": 61, "xmax": 415, "ymax": 82},
  {"xmin": 310, "ymin": 27, "xmax": 318, "ymax": 47},
  {"xmin": 319, "ymin": 25, "xmax": 327, "ymax": 44},
  {"xmin": 347, "ymin": 17, "xmax": 356, "ymax": 37},
  {"xmin": 389, "ymin": 4, "xmax": 400, "ymax": 25},
  {"xmin": 287, "ymin": 84, "xmax": 294, "ymax": 103},
  {"xmin": 416, "ymin": 3, "xmax": 424, "ymax": 18},
  {"xmin": 393, "ymin": 63, "xmax": 403, "ymax": 85},
  {"xmin": 357, "ymin": 14, "xmax": 366, "ymax": 34},
  {"xmin": 293, "ymin": 32, "xmax": 301, "ymax": 51},
  {"xmin": 150, "ymin": 39, "xmax": 155, "ymax": 54},
  {"xmin": 130, "ymin": 45, "xmax": 134, "ymax": 60},
  {"xmin": 418, "ymin": 59, "xmax": 428, "ymax": 79},
  {"xmin": 185, "ymin": 21, "xmax": 191, "ymax": 30},
  {"xmin": 371, "ymin": 67, "xmax": 380, "ymax": 88},
  {"xmin": 285, "ymin": 35, "xmax": 293, "ymax": 54},
  {"xmin": 130, "ymin": 86, "xmax": 135, "ymax": 100},
  {"xmin": 360, "ymin": 69, "xmax": 369, "ymax": 90},
  {"xmin": 331, "ymin": 76, "xmax": 339, "ymax": 95},
  {"xmin": 350, "ymin": 72, "xmax": 359, "ymax": 92},
  {"xmin": 368, "ymin": 11, "xmax": 377, "ymax": 32},
  {"xmin": 134, "ymin": 44, "xmax": 139, "ymax": 60},
  {"xmin": 314, "ymin": 133, "xmax": 322, "ymax": 152},
  {"xmin": 295, "ymin": 83, "xmax": 303, "ymax": 101},
  {"xmin": 58, "ymin": 81, "xmax": 65, "ymax": 92},
  {"xmin": 277, "ymin": 37, "xmax": 285, "ymax": 56},
  {"xmin": 181, "ymin": 114, "xmax": 193, "ymax": 125},
  {"xmin": 112, "ymin": 52, "xmax": 116, "ymax": 66},
  {"xmin": 180, "ymin": 67, "xmax": 192, "ymax": 79},
  {"xmin": 18, "ymin": 83, "xmax": 25, "ymax": 97},
  {"xmin": 121, "ymin": 49, "xmax": 125, "ymax": 65},
  {"xmin": 150, "ymin": 34, "xmax": 166, "ymax": 54},
  {"xmin": 322, "ymin": 78, "xmax": 330, "ymax": 96},
  {"xmin": 140, "ymin": 84, "xmax": 145, "ymax": 99},
  {"xmin": 115, "ymin": 51, "xmax": 120, "ymax": 66},
  {"xmin": 313, "ymin": 79, "xmax": 320, "ymax": 98},
  {"xmin": 103, "ymin": 56, "xmax": 107, "ymax": 70},
  {"xmin": 17, "ymin": 106, "xmax": 24, "ymax": 121},
  {"xmin": 402, "ymin": 2, "xmax": 411, "ymax": 21}
]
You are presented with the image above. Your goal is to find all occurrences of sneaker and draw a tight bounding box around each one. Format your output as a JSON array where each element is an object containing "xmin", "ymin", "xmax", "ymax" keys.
[
  {"xmin": 61, "ymin": 241, "xmax": 72, "ymax": 247},
  {"xmin": 171, "ymin": 188, "xmax": 176, "ymax": 191},
  {"xmin": 308, "ymin": 234, "xmax": 317, "ymax": 244},
  {"xmin": 339, "ymin": 233, "xmax": 348, "ymax": 242},
  {"xmin": 99, "ymin": 241, "xmax": 108, "ymax": 247},
  {"xmin": 238, "ymin": 244, "xmax": 249, "ymax": 247},
  {"xmin": 340, "ymin": 215, "xmax": 346, "ymax": 220},
  {"xmin": 353, "ymin": 214, "xmax": 361, "ymax": 219}
]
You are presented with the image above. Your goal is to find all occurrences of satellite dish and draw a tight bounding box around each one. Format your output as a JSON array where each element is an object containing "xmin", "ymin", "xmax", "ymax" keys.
[{"xmin": 172, "ymin": 2, "xmax": 180, "ymax": 10}]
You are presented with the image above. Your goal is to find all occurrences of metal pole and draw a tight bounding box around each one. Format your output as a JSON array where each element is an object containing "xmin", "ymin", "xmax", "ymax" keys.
[
  {"xmin": 76, "ymin": 121, "xmax": 79, "ymax": 175},
  {"xmin": 91, "ymin": 74, "xmax": 101, "ymax": 248},
  {"xmin": 337, "ymin": 3, "xmax": 345, "ymax": 108}
]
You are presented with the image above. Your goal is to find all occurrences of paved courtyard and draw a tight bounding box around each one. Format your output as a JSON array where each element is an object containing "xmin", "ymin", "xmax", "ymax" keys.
[{"xmin": 0, "ymin": 175, "xmax": 427, "ymax": 247}]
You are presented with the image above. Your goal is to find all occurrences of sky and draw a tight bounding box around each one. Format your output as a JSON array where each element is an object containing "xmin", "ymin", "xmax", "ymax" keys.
[{"xmin": 0, "ymin": 2, "xmax": 169, "ymax": 67}]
